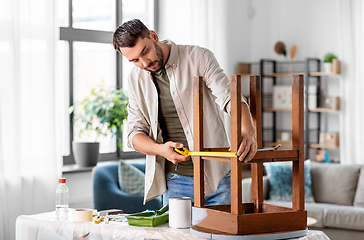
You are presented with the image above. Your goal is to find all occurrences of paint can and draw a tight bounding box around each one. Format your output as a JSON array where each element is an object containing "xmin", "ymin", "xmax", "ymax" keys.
[{"xmin": 169, "ymin": 197, "xmax": 191, "ymax": 228}]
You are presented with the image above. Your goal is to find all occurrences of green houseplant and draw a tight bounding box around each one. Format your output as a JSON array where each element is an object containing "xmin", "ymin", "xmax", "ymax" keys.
[
  {"xmin": 323, "ymin": 53, "xmax": 338, "ymax": 73},
  {"xmin": 69, "ymin": 81, "xmax": 128, "ymax": 166},
  {"xmin": 323, "ymin": 53, "xmax": 338, "ymax": 63}
]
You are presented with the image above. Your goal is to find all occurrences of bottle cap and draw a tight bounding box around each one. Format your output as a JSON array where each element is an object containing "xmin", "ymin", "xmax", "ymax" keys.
[{"xmin": 59, "ymin": 178, "xmax": 66, "ymax": 183}]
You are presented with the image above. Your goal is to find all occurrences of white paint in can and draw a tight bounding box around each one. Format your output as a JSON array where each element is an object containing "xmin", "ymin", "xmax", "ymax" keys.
[{"xmin": 169, "ymin": 197, "xmax": 191, "ymax": 228}]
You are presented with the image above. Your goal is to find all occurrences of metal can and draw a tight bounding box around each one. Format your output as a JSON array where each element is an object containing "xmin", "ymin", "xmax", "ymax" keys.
[{"xmin": 169, "ymin": 197, "xmax": 192, "ymax": 228}]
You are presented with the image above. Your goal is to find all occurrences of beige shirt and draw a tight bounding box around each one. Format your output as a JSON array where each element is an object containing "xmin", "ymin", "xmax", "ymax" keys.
[{"xmin": 126, "ymin": 40, "xmax": 248, "ymax": 203}]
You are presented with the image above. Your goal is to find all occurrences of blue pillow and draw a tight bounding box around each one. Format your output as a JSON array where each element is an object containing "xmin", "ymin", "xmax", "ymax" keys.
[
  {"xmin": 264, "ymin": 161, "xmax": 315, "ymax": 202},
  {"xmin": 118, "ymin": 161, "xmax": 145, "ymax": 195}
]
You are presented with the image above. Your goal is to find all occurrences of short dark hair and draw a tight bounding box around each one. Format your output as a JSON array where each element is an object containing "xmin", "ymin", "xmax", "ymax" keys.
[{"xmin": 113, "ymin": 19, "xmax": 150, "ymax": 52}]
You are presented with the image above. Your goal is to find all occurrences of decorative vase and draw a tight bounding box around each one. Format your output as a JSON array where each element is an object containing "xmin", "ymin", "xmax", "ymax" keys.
[
  {"xmin": 323, "ymin": 62, "xmax": 332, "ymax": 73},
  {"xmin": 72, "ymin": 142, "xmax": 100, "ymax": 167}
]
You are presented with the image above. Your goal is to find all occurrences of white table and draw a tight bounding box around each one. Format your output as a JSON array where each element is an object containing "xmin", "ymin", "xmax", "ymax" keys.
[{"xmin": 16, "ymin": 212, "xmax": 330, "ymax": 240}]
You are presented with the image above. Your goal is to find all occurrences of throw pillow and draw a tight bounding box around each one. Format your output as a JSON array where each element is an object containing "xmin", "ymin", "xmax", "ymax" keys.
[
  {"xmin": 354, "ymin": 167, "xmax": 364, "ymax": 207},
  {"xmin": 264, "ymin": 161, "xmax": 315, "ymax": 202},
  {"xmin": 310, "ymin": 162, "xmax": 361, "ymax": 206},
  {"xmin": 118, "ymin": 161, "xmax": 145, "ymax": 195}
]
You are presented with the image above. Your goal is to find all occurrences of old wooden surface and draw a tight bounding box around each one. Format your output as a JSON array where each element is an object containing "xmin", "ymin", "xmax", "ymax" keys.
[
  {"xmin": 292, "ymin": 74, "xmax": 305, "ymax": 211},
  {"xmin": 192, "ymin": 203, "xmax": 307, "ymax": 235},
  {"xmin": 193, "ymin": 76, "xmax": 204, "ymax": 208},
  {"xmin": 250, "ymin": 75, "xmax": 264, "ymax": 214},
  {"xmin": 230, "ymin": 75, "xmax": 242, "ymax": 215}
]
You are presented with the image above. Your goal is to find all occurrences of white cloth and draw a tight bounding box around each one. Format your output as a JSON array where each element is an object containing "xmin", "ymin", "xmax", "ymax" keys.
[
  {"xmin": 126, "ymin": 40, "xmax": 248, "ymax": 203},
  {"xmin": 16, "ymin": 212, "xmax": 330, "ymax": 240},
  {"xmin": 0, "ymin": 1, "xmax": 61, "ymax": 239}
]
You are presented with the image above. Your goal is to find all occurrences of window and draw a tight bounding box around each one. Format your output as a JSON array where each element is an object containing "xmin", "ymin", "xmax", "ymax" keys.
[{"xmin": 58, "ymin": 0, "xmax": 157, "ymax": 165}]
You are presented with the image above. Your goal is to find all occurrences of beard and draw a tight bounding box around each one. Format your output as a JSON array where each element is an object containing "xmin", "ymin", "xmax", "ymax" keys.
[{"xmin": 144, "ymin": 42, "xmax": 164, "ymax": 73}]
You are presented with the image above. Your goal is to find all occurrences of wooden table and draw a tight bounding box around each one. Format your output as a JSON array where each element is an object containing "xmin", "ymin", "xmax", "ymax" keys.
[{"xmin": 16, "ymin": 212, "xmax": 330, "ymax": 240}]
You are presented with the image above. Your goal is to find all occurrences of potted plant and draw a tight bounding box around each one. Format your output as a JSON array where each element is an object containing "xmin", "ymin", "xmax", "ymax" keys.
[
  {"xmin": 69, "ymin": 81, "xmax": 128, "ymax": 167},
  {"xmin": 323, "ymin": 53, "xmax": 337, "ymax": 73}
]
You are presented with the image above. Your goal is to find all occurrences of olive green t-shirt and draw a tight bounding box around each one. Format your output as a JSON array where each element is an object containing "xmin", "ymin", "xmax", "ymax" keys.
[{"xmin": 152, "ymin": 67, "xmax": 193, "ymax": 177}]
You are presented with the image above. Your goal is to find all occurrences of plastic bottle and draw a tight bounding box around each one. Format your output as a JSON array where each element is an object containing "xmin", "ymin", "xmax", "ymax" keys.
[{"xmin": 56, "ymin": 178, "xmax": 69, "ymax": 220}]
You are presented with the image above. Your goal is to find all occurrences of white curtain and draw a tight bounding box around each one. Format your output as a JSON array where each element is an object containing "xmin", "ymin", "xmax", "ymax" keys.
[
  {"xmin": 0, "ymin": 0, "xmax": 61, "ymax": 239},
  {"xmin": 339, "ymin": 0, "xmax": 364, "ymax": 165}
]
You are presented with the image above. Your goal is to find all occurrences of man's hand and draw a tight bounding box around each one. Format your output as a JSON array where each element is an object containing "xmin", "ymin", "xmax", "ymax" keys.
[
  {"xmin": 236, "ymin": 127, "xmax": 257, "ymax": 163},
  {"xmin": 236, "ymin": 104, "xmax": 258, "ymax": 163},
  {"xmin": 132, "ymin": 134, "xmax": 189, "ymax": 164},
  {"xmin": 160, "ymin": 141, "xmax": 190, "ymax": 164}
]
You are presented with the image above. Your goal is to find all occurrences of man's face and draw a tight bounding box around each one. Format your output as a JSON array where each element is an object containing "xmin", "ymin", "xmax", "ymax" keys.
[{"xmin": 119, "ymin": 36, "xmax": 164, "ymax": 73}]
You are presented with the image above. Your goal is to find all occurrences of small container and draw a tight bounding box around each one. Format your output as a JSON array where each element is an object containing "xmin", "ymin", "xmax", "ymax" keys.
[{"xmin": 169, "ymin": 197, "xmax": 191, "ymax": 228}]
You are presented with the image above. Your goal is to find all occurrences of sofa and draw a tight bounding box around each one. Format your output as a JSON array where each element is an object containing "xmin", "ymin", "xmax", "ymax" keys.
[
  {"xmin": 92, "ymin": 162, "xmax": 162, "ymax": 214},
  {"xmin": 242, "ymin": 161, "xmax": 364, "ymax": 240}
]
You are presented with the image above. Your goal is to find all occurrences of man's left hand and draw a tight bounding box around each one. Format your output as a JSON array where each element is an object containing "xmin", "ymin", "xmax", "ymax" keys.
[{"xmin": 236, "ymin": 127, "xmax": 257, "ymax": 163}]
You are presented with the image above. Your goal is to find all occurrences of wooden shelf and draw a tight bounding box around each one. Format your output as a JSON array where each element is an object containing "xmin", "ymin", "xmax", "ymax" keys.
[
  {"xmin": 264, "ymin": 72, "xmax": 304, "ymax": 77},
  {"xmin": 277, "ymin": 140, "xmax": 293, "ymax": 147},
  {"xmin": 238, "ymin": 73, "xmax": 260, "ymax": 77},
  {"xmin": 264, "ymin": 108, "xmax": 292, "ymax": 112},
  {"xmin": 264, "ymin": 107, "xmax": 339, "ymax": 113},
  {"xmin": 310, "ymin": 143, "xmax": 339, "ymax": 149},
  {"xmin": 265, "ymin": 140, "xmax": 339, "ymax": 149},
  {"xmin": 310, "ymin": 72, "xmax": 339, "ymax": 76},
  {"xmin": 263, "ymin": 141, "xmax": 292, "ymax": 147},
  {"xmin": 309, "ymin": 108, "xmax": 339, "ymax": 112}
]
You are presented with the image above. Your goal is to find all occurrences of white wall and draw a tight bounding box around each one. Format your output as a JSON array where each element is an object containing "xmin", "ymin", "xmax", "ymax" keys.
[
  {"xmin": 158, "ymin": 0, "xmax": 251, "ymax": 76},
  {"xmin": 159, "ymin": 0, "xmax": 341, "ymax": 70},
  {"xmin": 249, "ymin": 0, "xmax": 341, "ymax": 61}
]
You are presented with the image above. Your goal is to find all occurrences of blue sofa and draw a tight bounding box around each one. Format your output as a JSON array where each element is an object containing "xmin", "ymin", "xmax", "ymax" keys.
[{"xmin": 92, "ymin": 162, "xmax": 162, "ymax": 214}]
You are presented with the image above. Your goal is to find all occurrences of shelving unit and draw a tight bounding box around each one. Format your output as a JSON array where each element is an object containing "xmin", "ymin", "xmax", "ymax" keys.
[
  {"xmin": 305, "ymin": 58, "xmax": 340, "ymax": 160},
  {"xmin": 258, "ymin": 59, "xmax": 302, "ymax": 150},
  {"xmin": 238, "ymin": 58, "xmax": 340, "ymax": 161}
]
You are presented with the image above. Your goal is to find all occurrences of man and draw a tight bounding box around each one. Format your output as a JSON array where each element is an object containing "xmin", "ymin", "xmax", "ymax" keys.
[{"xmin": 113, "ymin": 19, "xmax": 257, "ymax": 206}]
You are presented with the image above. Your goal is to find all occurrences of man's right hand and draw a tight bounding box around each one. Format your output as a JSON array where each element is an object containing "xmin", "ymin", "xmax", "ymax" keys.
[
  {"xmin": 159, "ymin": 141, "xmax": 190, "ymax": 164},
  {"xmin": 132, "ymin": 134, "xmax": 190, "ymax": 164}
]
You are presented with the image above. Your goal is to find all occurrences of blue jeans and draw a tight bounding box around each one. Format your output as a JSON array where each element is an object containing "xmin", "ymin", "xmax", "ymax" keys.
[{"xmin": 162, "ymin": 171, "xmax": 231, "ymax": 206}]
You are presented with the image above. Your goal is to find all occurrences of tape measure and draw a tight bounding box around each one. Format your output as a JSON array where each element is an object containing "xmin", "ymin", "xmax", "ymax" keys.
[
  {"xmin": 174, "ymin": 147, "xmax": 237, "ymax": 157},
  {"xmin": 173, "ymin": 144, "xmax": 281, "ymax": 158}
]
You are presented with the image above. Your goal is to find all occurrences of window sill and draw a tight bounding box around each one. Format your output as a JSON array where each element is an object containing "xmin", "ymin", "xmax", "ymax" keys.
[
  {"xmin": 62, "ymin": 158, "xmax": 146, "ymax": 174},
  {"xmin": 62, "ymin": 164, "xmax": 95, "ymax": 173}
]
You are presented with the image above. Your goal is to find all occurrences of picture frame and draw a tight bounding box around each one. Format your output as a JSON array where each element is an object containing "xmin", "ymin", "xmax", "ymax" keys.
[{"xmin": 273, "ymin": 86, "xmax": 292, "ymax": 109}]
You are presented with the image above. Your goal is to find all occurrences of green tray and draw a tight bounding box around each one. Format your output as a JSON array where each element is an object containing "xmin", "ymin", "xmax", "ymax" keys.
[{"xmin": 125, "ymin": 205, "xmax": 169, "ymax": 227}]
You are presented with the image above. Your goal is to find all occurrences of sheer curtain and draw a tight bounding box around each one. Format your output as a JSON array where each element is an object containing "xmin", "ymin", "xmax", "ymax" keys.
[
  {"xmin": 339, "ymin": 0, "xmax": 364, "ymax": 165},
  {"xmin": 189, "ymin": 0, "xmax": 233, "ymax": 135},
  {"xmin": 0, "ymin": 0, "xmax": 61, "ymax": 239}
]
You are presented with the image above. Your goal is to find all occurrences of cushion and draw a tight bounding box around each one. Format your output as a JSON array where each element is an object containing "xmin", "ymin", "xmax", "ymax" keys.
[
  {"xmin": 310, "ymin": 162, "xmax": 361, "ymax": 206},
  {"xmin": 265, "ymin": 200, "xmax": 334, "ymax": 228},
  {"xmin": 354, "ymin": 167, "xmax": 364, "ymax": 207},
  {"xmin": 264, "ymin": 161, "xmax": 314, "ymax": 202},
  {"xmin": 324, "ymin": 205, "xmax": 364, "ymax": 231},
  {"xmin": 118, "ymin": 161, "xmax": 145, "ymax": 195}
]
